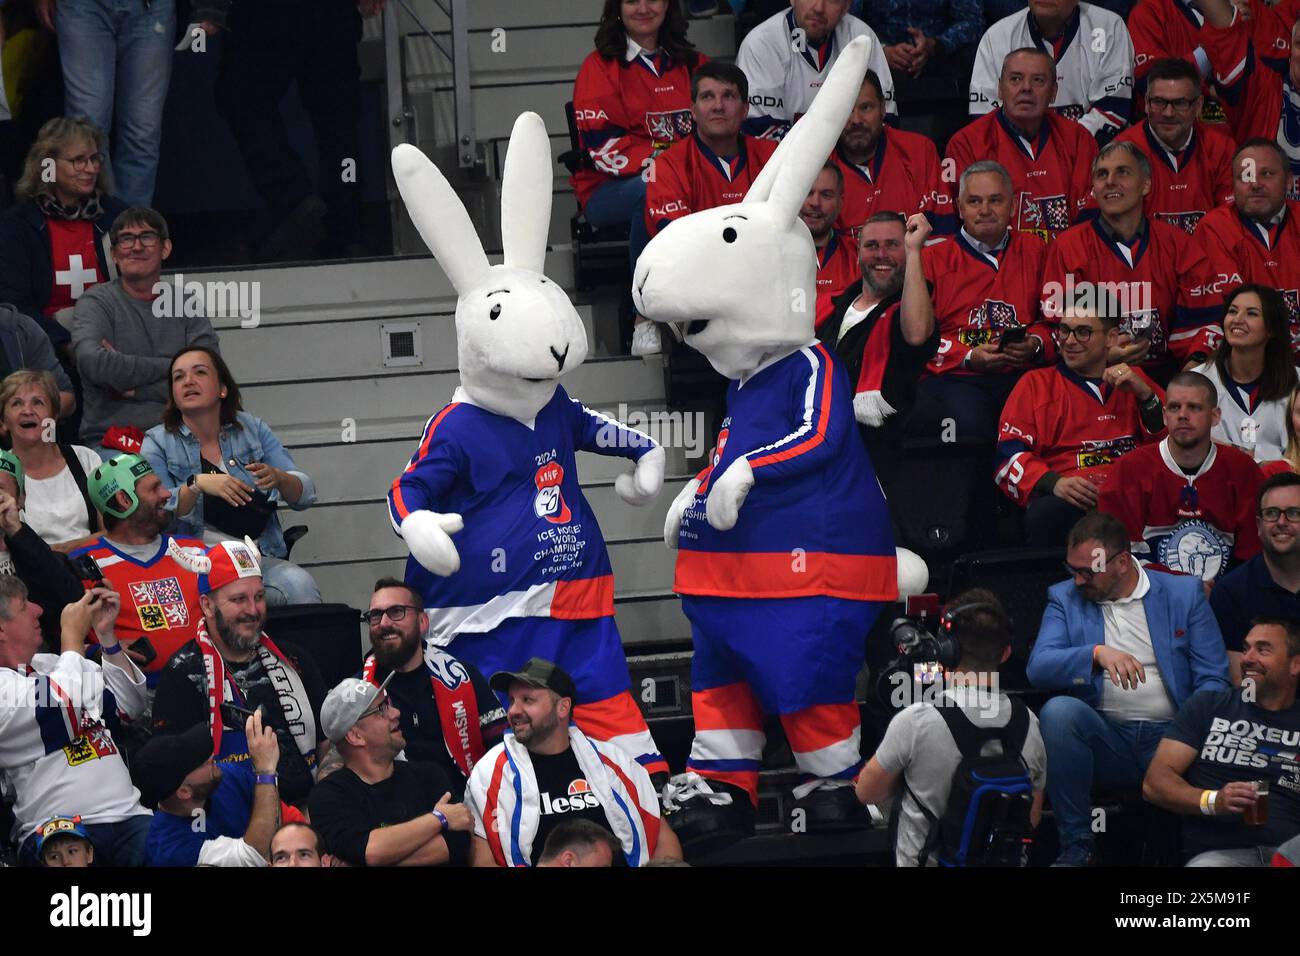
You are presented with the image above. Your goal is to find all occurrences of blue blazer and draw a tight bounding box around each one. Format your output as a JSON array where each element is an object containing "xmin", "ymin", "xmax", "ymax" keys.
[{"xmin": 1027, "ymin": 570, "xmax": 1230, "ymax": 710}]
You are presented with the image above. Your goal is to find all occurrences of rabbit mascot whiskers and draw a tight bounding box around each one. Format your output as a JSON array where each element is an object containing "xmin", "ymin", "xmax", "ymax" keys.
[
  {"xmin": 634, "ymin": 36, "xmax": 900, "ymax": 848},
  {"xmin": 386, "ymin": 113, "xmax": 668, "ymax": 776}
]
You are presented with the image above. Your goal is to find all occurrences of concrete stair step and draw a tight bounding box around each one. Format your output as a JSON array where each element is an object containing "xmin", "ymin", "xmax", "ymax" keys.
[
  {"xmin": 285, "ymin": 477, "xmax": 691, "ymax": 566},
  {"xmin": 282, "ymin": 417, "xmax": 690, "ymax": 505},
  {"xmin": 240, "ymin": 355, "xmax": 663, "ymax": 428},
  {"xmin": 216, "ymin": 305, "xmax": 595, "ymax": 385}
]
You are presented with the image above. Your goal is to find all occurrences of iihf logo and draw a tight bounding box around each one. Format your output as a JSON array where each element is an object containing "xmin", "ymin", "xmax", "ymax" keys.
[
  {"xmin": 697, "ymin": 428, "xmax": 730, "ymax": 495},
  {"xmin": 534, "ymin": 460, "xmax": 572, "ymax": 523}
]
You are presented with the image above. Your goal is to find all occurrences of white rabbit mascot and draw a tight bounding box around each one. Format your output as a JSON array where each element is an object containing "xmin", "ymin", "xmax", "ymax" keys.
[
  {"xmin": 634, "ymin": 36, "xmax": 898, "ymax": 846},
  {"xmin": 386, "ymin": 113, "xmax": 668, "ymax": 777}
]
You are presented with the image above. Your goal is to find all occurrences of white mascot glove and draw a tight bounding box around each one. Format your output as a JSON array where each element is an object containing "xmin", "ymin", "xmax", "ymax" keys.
[
  {"xmin": 663, "ymin": 478, "xmax": 701, "ymax": 550},
  {"xmin": 615, "ymin": 445, "xmax": 665, "ymax": 506},
  {"xmin": 399, "ymin": 510, "xmax": 464, "ymax": 577},
  {"xmin": 706, "ymin": 458, "xmax": 754, "ymax": 532}
]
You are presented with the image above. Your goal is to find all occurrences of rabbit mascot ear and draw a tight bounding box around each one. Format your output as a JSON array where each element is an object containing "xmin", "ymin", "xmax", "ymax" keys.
[
  {"xmin": 391, "ymin": 112, "xmax": 588, "ymax": 422},
  {"xmin": 632, "ymin": 36, "xmax": 872, "ymax": 381}
]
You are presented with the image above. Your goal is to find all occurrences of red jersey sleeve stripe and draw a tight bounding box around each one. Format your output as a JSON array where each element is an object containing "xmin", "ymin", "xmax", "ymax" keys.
[
  {"xmin": 389, "ymin": 403, "xmax": 459, "ymax": 522},
  {"xmin": 482, "ymin": 749, "xmax": 511, "ymax": 868},
  {"xmin": 748, "ymin": 345, "xmax": 833, "ymax": 468}
]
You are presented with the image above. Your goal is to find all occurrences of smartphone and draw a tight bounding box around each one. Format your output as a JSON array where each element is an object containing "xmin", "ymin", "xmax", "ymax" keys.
[
  {"xmin": 220, "ymin": 702, "xmax": 258, "ymax": 729},
  {"xmin": 68, "ymin": 553, "xmax": 104, "ymax": 582},
  {"xmin": 997, "ymin": 326, "xmax": 1027, "ymax": 352},
  {"xmin": 1128, "ymin": 315, "xmax": 1154, "ymax": 340},
  {"xmin": 128, "ymin": 637, "xmax": 158, "ymax": 668}
]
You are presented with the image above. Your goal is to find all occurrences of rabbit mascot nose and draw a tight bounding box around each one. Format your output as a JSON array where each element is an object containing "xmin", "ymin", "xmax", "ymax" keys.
[
  {"xmin": 640, "ymin": 36, "xmax": 922, "ymax": 853},
  {"xmin": 385, "ymin": 112, "xmax": 670, "ymax": 796}
]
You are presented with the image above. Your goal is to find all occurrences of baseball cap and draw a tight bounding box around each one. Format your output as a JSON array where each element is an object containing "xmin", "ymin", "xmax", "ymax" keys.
[
  {"xmin": 34, "ymin": 815, "xmax": 90, "ymax": 853},
  {"xmin": 489, "ymin": 657, "xmax": 577, "ymax": 701},
  {"xmin": 320, "ymin": 671, "xmax": 395, "ymax": 744},
  {"xmin": 87, "ymin": 454, "xmax": 153, "ymax": 518},
  {"xmin": 0, "ymin": 450, "xmax": 23, "ymax": 496},
  {"xmin": 198, "ymin": 539, "xmax": 263, "ymax": 595},
  {"xmin": 129, "ymin": 722, "xmax": 214, "ymax": 809}
]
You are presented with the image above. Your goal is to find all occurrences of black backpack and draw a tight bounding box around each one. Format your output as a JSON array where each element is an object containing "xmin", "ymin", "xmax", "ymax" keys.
[{"xmin": 903, "ymin": 697, "xmax": 1035, "ymax": 867}]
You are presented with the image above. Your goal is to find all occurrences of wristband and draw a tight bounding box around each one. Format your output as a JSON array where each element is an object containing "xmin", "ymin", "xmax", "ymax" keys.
[
  {"xmin": 1200, "ymin": 789, "xmax": 1218, "ymax": 815},
  {"xmin": 431, "ymin": 808, "xmax": 449, "ymax": 832},
  {"xmin": 254, "ymin": 772, "xmax": 278, "ymax": 786},
  {"xmin": 102, "ymin": 643, "xmax": 123, "ymax": 656}
]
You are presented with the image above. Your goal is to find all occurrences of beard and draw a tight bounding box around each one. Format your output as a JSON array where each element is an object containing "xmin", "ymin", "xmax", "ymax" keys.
[
  {"xmin": 511, "ymin": 706, "xmax": 559, "ymax": 746},
  {"xmin": 370, "ymin": 625, "xmax": 422, "ymax": 671},
  {"xmin": 862, "ymin": 264, "xmax": 903, "ymax": 299},
  {"xmin": 212, "ymin": 602, "xmax": 263, "ymax": 653}
]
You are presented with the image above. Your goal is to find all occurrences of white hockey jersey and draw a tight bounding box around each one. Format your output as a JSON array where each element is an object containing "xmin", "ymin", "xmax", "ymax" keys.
[
  {"xmin": 0, "ymin": 652, "xmax": 151, "ymax": 841},
  {"xmin": 1196, "ymin": 360, "xmax": 1300, "ymax": 463},
  {"xmin": 969, "ymin": 4, "xmax": 1135, "ymax": 140},
  {"xmin": 736, "ymin": 8, "xmax": 897, "ymax": 138}
]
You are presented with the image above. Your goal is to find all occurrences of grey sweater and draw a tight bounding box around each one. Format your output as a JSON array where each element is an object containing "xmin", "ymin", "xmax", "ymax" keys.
[{"xmin": 70, "ymin": 277, "xmax": 219, "ymax": 446}]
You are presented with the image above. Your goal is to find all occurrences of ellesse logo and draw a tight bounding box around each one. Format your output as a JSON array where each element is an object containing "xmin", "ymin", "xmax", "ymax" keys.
[{"xmin": 539, "ymin": 779, "xmax": 602, "ymax": 815}]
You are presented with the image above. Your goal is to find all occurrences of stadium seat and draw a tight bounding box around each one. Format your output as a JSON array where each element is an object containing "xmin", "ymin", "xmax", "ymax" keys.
[
  {"xmin": 263, "ymin": 604, "xmax": 365, "ymax": 689},
  {"xmin": 946, "ymin": 546, "xmax": 1067, "ymax": 688},
  {"xmin": 560, "ymin": 100, "xmax": 633, "ymax": 293}
]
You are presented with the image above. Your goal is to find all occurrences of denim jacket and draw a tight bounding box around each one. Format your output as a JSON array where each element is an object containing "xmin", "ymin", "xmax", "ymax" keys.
[{"xmin": 141, "ymin": 412, "xmax": 317, "ymax": 558}]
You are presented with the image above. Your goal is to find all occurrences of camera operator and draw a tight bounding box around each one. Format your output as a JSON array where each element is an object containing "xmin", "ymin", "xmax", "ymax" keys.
[{"xmin": 856, "ymin": 589, "xmax": 1047, "ymax": 866}]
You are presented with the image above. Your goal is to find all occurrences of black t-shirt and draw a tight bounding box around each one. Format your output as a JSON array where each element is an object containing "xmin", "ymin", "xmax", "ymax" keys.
[
  {"xmin": 152, "ymin": 638, "xmax": 328, "ymax": 804},
  {"xmin": 528, "ymin": 746, "xmax": 615, "ymax": 866},
  {"xmin": 307, "ymin": 760, "xmax": 469, "ymax": 867},
  {"xmin": 1167, "ymin": 688, "xmax": 1300, "ymax": 858},
  {"xmin": 364, "ymin": 659, "xmax": 507, "ymax": 798}
]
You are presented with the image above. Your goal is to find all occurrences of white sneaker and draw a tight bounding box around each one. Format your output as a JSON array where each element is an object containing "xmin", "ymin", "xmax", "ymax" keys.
[{"xmin": 631, "ymin": 319, "xmax": 662, "ymax": 356}]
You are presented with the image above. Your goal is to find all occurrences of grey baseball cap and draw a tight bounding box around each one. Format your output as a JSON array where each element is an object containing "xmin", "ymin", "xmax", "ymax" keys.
[{"xmin": 320, "ymin": 671, "xmax": 395, "ymax": 744}]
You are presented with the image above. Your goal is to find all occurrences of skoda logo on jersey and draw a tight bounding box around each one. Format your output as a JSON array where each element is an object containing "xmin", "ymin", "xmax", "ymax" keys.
[
  {"xmin": 1158, "ymin": 520, "xmax": 1231, "ymax": 581},
  {"xmin": 533, "ymin": 461, "xmax": 573, "ymax": 524},
  {"xmin": 539, "ymin": 778, "xmax": 603, "ymax": 816}
]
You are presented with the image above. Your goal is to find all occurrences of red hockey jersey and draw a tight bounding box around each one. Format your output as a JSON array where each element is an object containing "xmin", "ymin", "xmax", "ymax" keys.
[
  {"xmin": 815, "ymin": 231, "xmax": 860, "ymax": 311},
  {"xmin": 831, "ymin": 127, "xmax": 954, "ymax": 239},
  {"xmin": 1097, "ymin": 438, "xmax": 1263, "ymax": 579},
  {"xmin": 644, "ymin": 133, "xmax": 778, "ymax": 235},
  {"xmin": 570, "ymin": 48, "xmax": 705, "ymax": 209},
  {"xmin": 995, "ymin": 363, "xmax": 1166, "ymax": 506},
  {"xmin": 65, "ymin": 534, "xmax": 206, "ymax": 673},
  {"xmin": 1198, "ymin": 12, "xmax": 1300, "ymax": 151},
  {"xmin": 945, "ymin": 110, "xmax": 1099, "ymax": 241},
  {"xmin": 1040, "ymin": 217, "xmax": 1225, "ymax": 367},
  {"xmin": 1196, "ymin": 201, "xmax": 1300, "ymax": 354},
  {"xmin": 1109, "ymin": 121, "xmax": 1235, "ymax": 235},
  {"xmin": 921, "ymin": 229, "xmax": 1054, "ymax": 376},
  {"xmin": 1127, "ymin": 0, "xmax": 1232, "ymax": 124}
]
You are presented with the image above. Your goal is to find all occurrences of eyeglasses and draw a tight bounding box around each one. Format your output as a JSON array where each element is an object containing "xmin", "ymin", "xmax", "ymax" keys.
[
  {"xmin": 113, "ymin": 230, "xmax": 161, "ymax": 250},
  {"xmin": 1146, "ymin": 96, "xmax": 1196, "ymax": 113},
  {"xmin": 361, "ymin": 604, "xmax": 419, "ymax": 627},
  {"xmin": 57, "ymin": 152, "xmax": 104, "ymax": 171},
  {"xmin": 1259, "ymin": 507, "xmax": 1300, "ymax": 523},
  {"xmin": 1063, "ymin": 551, "xmax": 1120, "ymax": 580},
  {"xmin": 1052, "ymin": 323, "xmax": 1097, "ymax": 344},
  {"xmin": 358, "ymin": 697, "xmax": 393, "ymax": 721}
]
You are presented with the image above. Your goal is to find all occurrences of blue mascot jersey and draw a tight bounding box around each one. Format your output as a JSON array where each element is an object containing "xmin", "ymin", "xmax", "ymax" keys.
[
  {"xmin": 675, "ymin": 343, "xmax": 897, "ymax": 601},
  {"xmin": 388, "ymin": 386, "xmax": 655, "ymax": 639}
]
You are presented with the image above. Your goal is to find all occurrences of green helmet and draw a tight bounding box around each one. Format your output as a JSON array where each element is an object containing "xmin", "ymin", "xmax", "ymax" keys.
[
  {"xmin": 87, "ymin": 454, "xmax": 154, "ymax": 519},
  {"xmin": 0, "ymin": 450, "xmax": 22, "ymax": 496}
]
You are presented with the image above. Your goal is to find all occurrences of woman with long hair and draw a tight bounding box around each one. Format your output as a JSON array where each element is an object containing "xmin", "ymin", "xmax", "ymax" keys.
[
  {"xmin": 0, "ymin": 117, "xmax": 127, "ymax": 351},
  {"xmin": 1195, "ymin": 284, "xmax": 1299, "ymax": 461},
  {"xmin": 140, "ymin": 346, "xmax": 322, "ymax": 605},
  {"xmin": 572, "ymin": 0, "xmax": 705, "ymax": 355},
  {"xmin": 0, "ymin": 369, "xmax": 101, "ymax": 548},
  {"xmin": 1263, "ymin": 385, "xmax": 1300, "ymax": 476}
]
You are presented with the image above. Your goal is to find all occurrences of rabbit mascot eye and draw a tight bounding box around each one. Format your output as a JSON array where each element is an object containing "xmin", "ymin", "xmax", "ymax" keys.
[
  {"xmin": 386, "ymin": 113, "xmax": 668, "ymax": 782},
  {"xmin": 636, "ymin": 37, "xmax": 927, "ymax": 850}
]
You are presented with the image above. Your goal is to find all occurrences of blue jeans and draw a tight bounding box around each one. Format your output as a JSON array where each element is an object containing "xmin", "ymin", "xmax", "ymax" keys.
[
  {"xmin": 56, "ymin": 0, "xmax": 176, "ymax": 207},
  {"xmin": 583, "ymin": 174, "xmax": 650, "ymax": 276},
  {"xmin": 261, "ymin": 556, "xmax": 321, "ymax": 606},
  {"xmin": 1039, "ymin": 695, "xmax": 1170, "ymax": 850},
  {"xmin": 20, "ymin": 813, "xmax": 151, "ymax": 867}
]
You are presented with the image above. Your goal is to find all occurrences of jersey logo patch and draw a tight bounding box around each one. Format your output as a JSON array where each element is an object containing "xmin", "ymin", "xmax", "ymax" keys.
[
  {"xmin": 533, "ymin": 461, "xmax": 573, "ymax": 524},
  {"xmin": 644, "ymin": 108, "xmax": 693, "ymax": 144},
  {"xmin": 130, "ymin": 577, "xmax": 189, "ymax": 632},
  {"xmin": 1016, "ymin": 193, "xmax": 1070, "ymax": 239},
  {"xmin": 1075, "ymin": 435, "xmax": 1137, "ymax": 469},
  {"xmin": 1154, "ymin": 210, "xmax": 1204, "ymax": 235},
  {"xmin": 697, "ymin": 427, "xmax": 729, "ymax": 495},
  {"xmin": 1157, "ymin": 520, "xmax": 1231, "ymax": 580}
]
